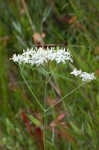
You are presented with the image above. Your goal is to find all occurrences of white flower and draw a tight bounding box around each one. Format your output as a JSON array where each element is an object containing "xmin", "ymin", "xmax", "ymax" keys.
[
  {"xmin": 55, "ymin": 49, "xmax": 73, "ymax": 64},
  {"xmin": 10, "ymin": 47, "xmax": 73, "ymax": 66},
  {"xmin": 80, "ymin": 72, "xmax": 96, "ymax": 82},
  {"xmin": 70, "ymin": 68, "xmax": 82, "ymax": 76},
  {"xmin": 71, "ymin": 68, "xmax": 96, "ymax": 82}
]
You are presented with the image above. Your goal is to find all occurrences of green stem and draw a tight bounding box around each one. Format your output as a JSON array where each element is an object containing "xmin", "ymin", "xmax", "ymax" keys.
[
  {"xmin": 43, "ymin": 68, "xmax": 49, "ymax": 150},
  {"xmin": 46, "ymin": 82, "xmax": 85, "ymax": 112},
  {"xmin": 19, "ymin": 65, "xmax": 45, "ymax": 112},
  {"xmin": 21, "ymin": 0, "xmax": 36, "ymax": 32}
]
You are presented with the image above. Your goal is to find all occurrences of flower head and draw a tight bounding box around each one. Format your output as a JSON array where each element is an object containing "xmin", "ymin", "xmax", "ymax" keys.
[
  {"xmin": 80, "ymin": 72, "xmax": 96, "ymax": 82},
  {"xmin": 70, "ymin": 68, "xmax": 82, "ymax": 76},
  {"xmin": 71, "ymin": 68, "xmax": 96, "ymax": 82},
  {"xmin": 10, "ymin": 47, "xmax": 73, "ymax": 66}
]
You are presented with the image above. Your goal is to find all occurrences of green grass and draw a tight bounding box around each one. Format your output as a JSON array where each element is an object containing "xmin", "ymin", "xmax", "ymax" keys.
[{"xmin": 0, "ymin": 0, "xmax": 99, "ymax": 150}]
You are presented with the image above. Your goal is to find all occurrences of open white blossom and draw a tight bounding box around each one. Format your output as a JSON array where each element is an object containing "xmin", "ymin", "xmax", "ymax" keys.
[
  {"xmin": 55, "ymin": 49, "xmax": 73, "ymax": 64},
  {"xmin": 70, "ymin": 68, "xmax": 96, "ymax": 82},
  {"xmin": 10, "ymin": 47, "xmax": 73, "ymax": 66},
  {"xmin": 70, "ymin": 68, "xmax": 82, "ymax": 76},
  {"xmin": 80, "ymin": 72, "xmax": 96, "ymax": 82}
]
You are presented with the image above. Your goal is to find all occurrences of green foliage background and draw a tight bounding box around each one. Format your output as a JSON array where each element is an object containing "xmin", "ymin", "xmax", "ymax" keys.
[{"xmin": 0, "ymin": 0, "xmax": 99, "ymax": 150}]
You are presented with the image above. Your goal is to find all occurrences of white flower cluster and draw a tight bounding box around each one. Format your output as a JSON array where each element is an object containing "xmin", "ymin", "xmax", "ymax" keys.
[
  {"xmin": 10, "ymin": 47, "xmax": 73, "ymax": 66},
  {"xmin": 71, "ymin": 68, "xmax": 96, "ymax": 82},
  {"xmin": 10, "ymin": 47, "xmax": 96, "ymax": 82}
]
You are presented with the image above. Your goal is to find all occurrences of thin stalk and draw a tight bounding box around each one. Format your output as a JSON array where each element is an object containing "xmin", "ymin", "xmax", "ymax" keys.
[
  {"xmin": 43, "ymin": 67, "xmax": 49, "ymax": 150},
  {"xmin": 21, "ymin": 0, "xmax": 36, "ymax": 32},
  {"xmin": 46, "ymin": 82, "xmax": 85, "ymax": 112},
  {"xmin": 19, "ymin": 65, "xmax": 45, "ymax": 112}
]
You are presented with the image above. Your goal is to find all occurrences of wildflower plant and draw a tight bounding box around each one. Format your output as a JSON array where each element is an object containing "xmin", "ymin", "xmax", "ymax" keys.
[{"xmin": 10, "ymin": 46, "xmax": 96, "ymax": 149}]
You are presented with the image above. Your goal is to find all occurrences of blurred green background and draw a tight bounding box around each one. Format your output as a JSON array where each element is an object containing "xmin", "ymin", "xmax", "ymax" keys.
[{"xmin": 0, "ymin": 0, "xmax": 99, "ymax": 150}]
